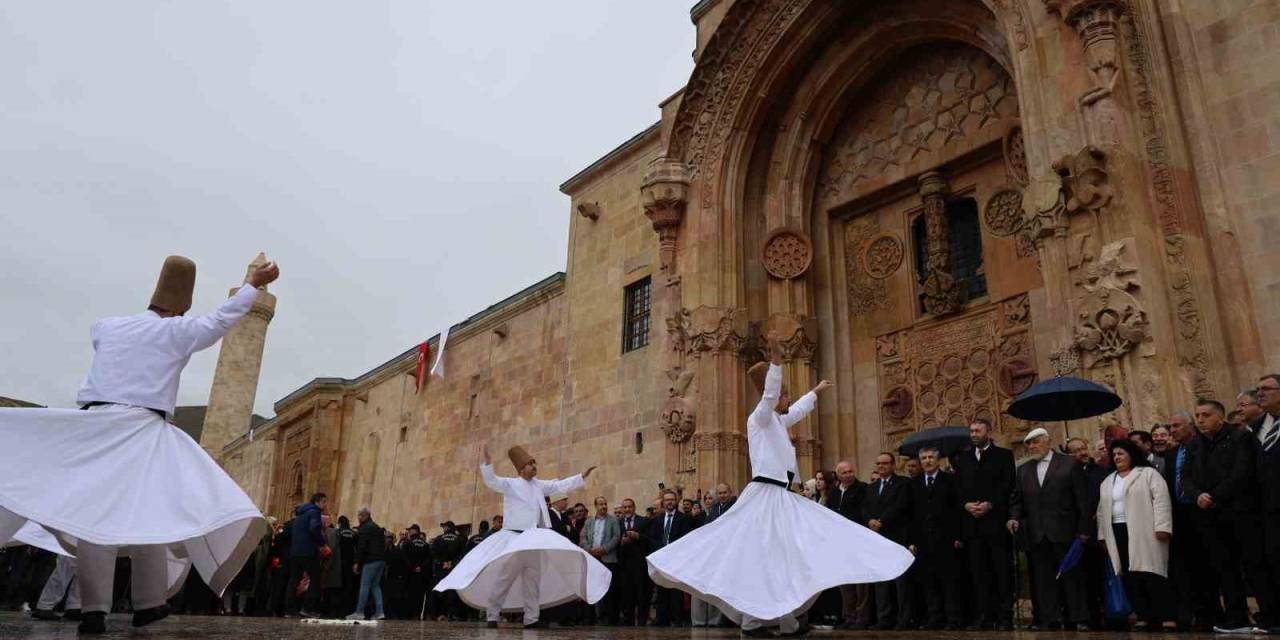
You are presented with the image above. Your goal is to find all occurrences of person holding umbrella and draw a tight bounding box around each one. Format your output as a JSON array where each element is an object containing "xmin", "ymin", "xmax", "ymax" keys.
[{"xmin": 1096, "ymin": 438, "xmax": 1171, "ymax": 631}]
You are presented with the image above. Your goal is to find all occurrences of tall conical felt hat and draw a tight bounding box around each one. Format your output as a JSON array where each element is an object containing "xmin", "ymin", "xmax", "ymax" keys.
[
  {"xmin": 748, "ymin": 361, "xmax": 770, "ymax": 393},
  {"xmin": 150, "ymin": 256, "xmax": 196, "ymax": 314},
  {"xmin": 508, "ymin": 445, "xmax": 534, "ymax": 472}
]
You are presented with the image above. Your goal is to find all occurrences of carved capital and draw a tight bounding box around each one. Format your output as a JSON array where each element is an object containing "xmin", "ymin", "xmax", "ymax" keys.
[
  {"xmin": 641, "ymin": 157, "xmax": 692, "ymax": 273},
  {"xmin": 1054, "ymin": 146, "xmax": 1113, "ymax": 216},
  {"xmin": 668, "ymin": 306, "xmax": 747, "ymax": 358},
  {"xmin": 764, "ymin": 313, "xmax": 819, "ymax": 364},
  {"xmin": 1048, "ymin": 0, "xmax": 1126, "ymax": 104}
]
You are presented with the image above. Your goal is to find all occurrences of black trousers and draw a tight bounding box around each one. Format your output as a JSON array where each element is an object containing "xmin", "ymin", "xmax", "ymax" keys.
[
  {"xmin": 965, "ymin": 534, "xmax": 1013, "ymax": 626},
  {"xmin": 1111, "ymin": 523, "xmax": 1165, "ymax": 625},
  {"xmin": 654, "ymin": 585, "xmax": 684, "ymax": 625},
  {"xmin": 1168, "ymin": 504, "xmax": 1221, "ymax": 627},
  {"xmin": 874, "ymin": 569, "xmax": 915, "ymax": 628},
  {"xmin": 1198, "ymin": 511, "xmax": 1274, "ymax": 628},
  {"xmin": 284, "ymin": 556, "xmax": 321, "ymax": 614},
  {"xmin": 615, "ymin": 559, "xmax": 652, "ymax": 625},
  {"xmin": 1265, "ymin": 512, "xmax": 1280, "ymax": 628},
  {"xmin": 1029, "ymin": 539, "xmax": 1088, "ymax": 625},
  {"xmin": 916, "ymin": 546, "xmax": 964, "ymax": 627}
]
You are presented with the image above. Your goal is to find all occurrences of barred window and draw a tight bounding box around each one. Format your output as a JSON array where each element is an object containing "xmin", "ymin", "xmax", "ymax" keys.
[
  {"xmin": 912, "ymin": 197, "xmax": 987, "ymax": 314},
  {"xmin": 622, "ymin": 277, "xmax": 652, "ymax": 353}
]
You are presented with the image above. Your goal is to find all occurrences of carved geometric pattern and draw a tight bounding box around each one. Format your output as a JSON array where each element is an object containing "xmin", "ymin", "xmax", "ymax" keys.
[
  {"xmin": 844, "ymin": 215, "xmax": 888, "ymax": 315},
  {"xmin": 1004, "ymin": 124, "xmax": 1029, "ymax": 185},
  {"xmin": 819, "ymin": 43, "xmax": 1018, "ymax": 204},
  {"xmin": 984, "ymin": 189, "xmax": 1024, "ymax": 237},
  {"xmin": 762, "ymin": 228, "xmax": 813, "ymax": 279},
  {"xmin": 863, "ymin": 233, "xmax": 905, "ymax": 279},
  {"xmin": 874, "ymin": 299, "xmax": 1038, "ymax": 452}
]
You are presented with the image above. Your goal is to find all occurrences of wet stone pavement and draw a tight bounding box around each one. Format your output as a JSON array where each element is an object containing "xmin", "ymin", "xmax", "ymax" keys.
[{"xmin": 0, "ymin": 613, "xmax": 1225, "ymax": 639}]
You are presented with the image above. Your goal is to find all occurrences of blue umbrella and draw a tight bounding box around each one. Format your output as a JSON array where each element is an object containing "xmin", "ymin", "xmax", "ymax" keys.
[
  {"xmin": 1056, "ymin": 537, "xmax": 1084, "ymax": 579},
  {"xmin": 1006, "ymin": 376, "xmax": 1121, "ymax": 422},
  {"xmin": 898, "ymin": 426, "xmax": 970, "ymax": 458}
]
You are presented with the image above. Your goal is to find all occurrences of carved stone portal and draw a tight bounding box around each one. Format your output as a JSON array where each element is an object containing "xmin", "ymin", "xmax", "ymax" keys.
[{"xmin": 876, "ymin": 296, "xmax": 1038, "ymax": 452}]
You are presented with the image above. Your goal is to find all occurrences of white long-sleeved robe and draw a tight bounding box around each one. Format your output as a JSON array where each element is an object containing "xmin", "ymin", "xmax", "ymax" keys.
[
  {"xmin": 0, "ymin": 284, "xmax": 268, "ymax": 601},
  {"xmin": 434, "ymin": 463, "xmax": 611, "ymax": 623}
]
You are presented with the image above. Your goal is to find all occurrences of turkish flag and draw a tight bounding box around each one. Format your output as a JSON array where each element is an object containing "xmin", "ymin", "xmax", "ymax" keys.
[{"xmin": 414, "ymin": 341, "xmax": 431, "ymax": 394}]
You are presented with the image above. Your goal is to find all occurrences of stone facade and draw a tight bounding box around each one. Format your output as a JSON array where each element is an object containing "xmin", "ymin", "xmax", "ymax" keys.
[{"xmin": 218, "ymin": 0, "xmax": 1279, "ymax": 531}]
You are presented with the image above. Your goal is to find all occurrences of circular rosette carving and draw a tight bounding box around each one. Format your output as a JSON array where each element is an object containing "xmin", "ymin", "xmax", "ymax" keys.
[
  {"xmin": 882, "ymin": 386, "xmax": 914, "ymax": 421},
  {"xmin": 984, "ymin": 189, "xmax": 1024, "ymax": 237},
  {"xmin": 660, "ymin": 397, "xmax": 695, "ymax": 443},
  {"xmin": 862, "ymin": 233, "xmax": 904, "ymax": 279},
  {"xmin": 762, "ymin": 228, "xmax": 813, "ymax": 279}
]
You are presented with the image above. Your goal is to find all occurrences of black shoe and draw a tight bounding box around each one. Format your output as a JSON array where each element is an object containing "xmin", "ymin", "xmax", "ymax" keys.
[
  {"xmin": 524, "ymin": 620, "xmax": 549, "ymax": 629},
  {"xmin": 63, "ymin": 609, "xmax": 82, "ymax": 621},
  {"xmin": 78, "ymin": 612, "xmax": 106, "ymax": 635},
  {"xmin": 32, "ymin": 608, "xmax": 60, "ymax": 621},
  {"xmin": 131, "ymin": 604, "xmax": 171, "ymax": 628},
  {"xmin": 742, "ymin": 627, "xmax": 775, "ymax": 638},
  {"xmin": 486, "ymin": 621, "xmax": 498, "ymax": 629},
  {"xmin": 780, "ymin": 622, "xmax": 812, "ymax": 637}
]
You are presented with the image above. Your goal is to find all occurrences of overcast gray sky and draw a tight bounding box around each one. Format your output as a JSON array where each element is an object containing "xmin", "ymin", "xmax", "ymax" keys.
[{"xmin": 0, "ymin": 2, "xmax": 694, "ymax": 417}]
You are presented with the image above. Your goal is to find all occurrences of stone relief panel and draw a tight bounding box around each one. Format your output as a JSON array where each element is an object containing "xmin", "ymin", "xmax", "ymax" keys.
[
  {"xmin": 844, "ymin": 215, "xmax": 889, "ymax": 316},
  {"xmin": 875, "ymin": 295, "xmax": 1037, "ymax": 452},
  {"xmin": 818, "ymin": 43, "xmax": 1019, "ymax": 207}
]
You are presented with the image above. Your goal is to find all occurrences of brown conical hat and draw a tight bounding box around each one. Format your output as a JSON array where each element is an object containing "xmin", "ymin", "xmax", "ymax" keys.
[
  {"xmin": 508, "ymin": 445, "xmax": 534, "ymax": 472},
  {"xmin": 150, "ymin": 256, "xmax": 196, "ymax": 314}
]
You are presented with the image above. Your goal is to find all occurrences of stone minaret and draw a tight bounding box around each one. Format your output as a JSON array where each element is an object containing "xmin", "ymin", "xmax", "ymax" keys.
[{"xmin": 201, "ymin": 253, "xmax": 277, "ymax": 459}]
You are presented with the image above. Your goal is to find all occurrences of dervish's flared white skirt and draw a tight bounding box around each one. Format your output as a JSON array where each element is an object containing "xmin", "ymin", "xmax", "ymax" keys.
[
  {"xmin": 0, "ymin": 405, "xmax": 267, "ymax": 597},
  {"xmin": 646, "ymin": 481, "xmax": 914, "ymax": 622},
  {"xmin": 433, "ymin": 528, "xmax": 611, "ymax": 612}
]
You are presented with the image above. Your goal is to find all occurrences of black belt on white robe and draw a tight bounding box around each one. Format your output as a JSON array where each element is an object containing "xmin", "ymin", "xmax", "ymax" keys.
[
  {"xmin": 80, "ymin": 401, "xmax": 166, "ymax": 420},
  {"xmin": 751, "ymin": 472, "xmax": 795, "ymax": 489}
]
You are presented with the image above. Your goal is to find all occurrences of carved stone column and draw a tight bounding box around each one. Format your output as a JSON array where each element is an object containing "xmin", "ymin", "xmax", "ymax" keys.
[
  {"xmin": 918, "ymin": 171, "xmax": 965, "ymax": 316},
  {"xmin": 1048, "ymin": 0, "xmax": 1127, "ymax": 145},
  {"xmin": 640, "ymin": 157, "xmax": 692, "ymax": 275}
]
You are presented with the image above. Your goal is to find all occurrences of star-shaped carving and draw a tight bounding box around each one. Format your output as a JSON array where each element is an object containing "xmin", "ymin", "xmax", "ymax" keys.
[{"xmin": 937, "ymin": 113, "xmax": 965, "ymax": 144}]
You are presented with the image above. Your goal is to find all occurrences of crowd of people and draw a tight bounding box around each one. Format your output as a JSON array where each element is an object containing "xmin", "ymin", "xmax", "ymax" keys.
[{"xmin": 7, "ymin": 376, "xmax": 1279, "ymax": 634}]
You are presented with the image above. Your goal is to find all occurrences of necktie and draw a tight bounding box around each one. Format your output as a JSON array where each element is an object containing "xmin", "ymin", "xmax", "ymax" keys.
[
  {"xmin": 664, "ymin": 514, "xmax": 672, "ymax": 544},
  {"xmin": 879, "ymin": 479, "xmax": 886, "ymax": 496},
  {"xmin": 626, "ymin": 517, "xmax": 632, "ymax": 531},
  {"xmin": 927, "ymin": 475, "xmax": 933, "ymax": 488},
  {"xmin": 1263, "ymin": 417, "xmax": 1280, "ymax": 451},
  {"xmin": 1174, "ymin": 447, "xmax": 1188, "ymax": 504}
]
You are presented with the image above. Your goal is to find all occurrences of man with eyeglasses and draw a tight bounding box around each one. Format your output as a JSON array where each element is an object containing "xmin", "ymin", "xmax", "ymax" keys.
[
  {"xmin": 1254, "ymin": 375, "xmax": 1280, "ymax": 634},
  {"xmin": 1238, "ymin": 389, "xmax": 1265, "ymax": 432}
]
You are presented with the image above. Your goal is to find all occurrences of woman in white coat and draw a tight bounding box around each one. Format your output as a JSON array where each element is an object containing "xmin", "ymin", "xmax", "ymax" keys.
[{"xmin": 1096, "ymin": 438, "xmax": 1172, "ymax": 631}]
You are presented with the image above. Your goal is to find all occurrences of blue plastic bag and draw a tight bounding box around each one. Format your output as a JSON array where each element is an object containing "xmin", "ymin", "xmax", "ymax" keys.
[{"xmin": 1103, "ymin": 553, "xmax": 1132, "ymax": 620}]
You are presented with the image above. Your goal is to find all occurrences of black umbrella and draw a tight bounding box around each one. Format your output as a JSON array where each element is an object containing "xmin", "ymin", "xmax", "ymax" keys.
[
  {"xmin": 898, "ymin": 426, "xmax": 971, "ymax": 458},
  {"xmin": 1005, "ymin": 375, "xmax": 1121, "ymax": 422}
]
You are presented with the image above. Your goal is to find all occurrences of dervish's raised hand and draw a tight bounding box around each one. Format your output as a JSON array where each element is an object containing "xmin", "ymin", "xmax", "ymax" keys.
[
  {"xmin": 583, "ymin": 466, "xmax": 598, "ymax": 479},
  {"xmin": 247, "ymin": 261, "xmax": 280, "ymax": 288}
]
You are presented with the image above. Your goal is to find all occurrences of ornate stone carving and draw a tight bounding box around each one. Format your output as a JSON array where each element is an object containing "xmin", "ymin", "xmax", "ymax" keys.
[
  {"xmin": 875, "ymin": 299, "xmax": 1037, "ymax": 447},
  {"xmin": 918, "ymin": 171, "xmax": 966, "ymax": 316},
  {"xmin": 668, "ymin": 306, "xmax": 748, "ymax": 357},
  {"xmin": 1072, "ymin": 239, "xmax": 1150, "ymax": 369},
  {"xmin": 984, "ymin": 189, "xmax": 1024, "ymax": 237},
  {"xmin": 1047, "ymin": 0, "xmax": 1126, "ymax": 105},
  {"xmin": 765, "ymin": 313, "xmax": 819, "ymax": 364},
  {"xmin": 660, "ymin": 369, "xmax": 696, "ymax": 444},
  {"xmin": 1004, "ymin": 124, "xmax": 1029, "ymax": 185},
  {"xmin": 844, "ymin": 215, "xmax": 889, "ymax": 315},
  {"xmin": 1164, "ymin": 236, "xmax": 1213, "ymax": 395},
  {"xmin": 691, "ymin": 431, "xmax": 746, "ymax": 453},
  {"xmin": 1054, "ymin": 146, "xmax": 1113, "ymax": 216},
  {"xmin": 640, "ymin": 157, "xmax": 692, "ymax": 274},
  {"xmin": 818, "ymin": 44, "xmax": 1018, "ymax": 202},
  {"xmin": 863, "ymin": 233, "xmax": 904, "ymax": 280},
  {"xmin": 762, "ymin": 228, "xmax": 813, "ymax": 279},
  {"xmin": 1050, "ymin": 345, "xmax": 1082, "ymax": 376},
  {"xmin": 1019, "ymin": 177, "xmax": 1069, "ymax": 252}
]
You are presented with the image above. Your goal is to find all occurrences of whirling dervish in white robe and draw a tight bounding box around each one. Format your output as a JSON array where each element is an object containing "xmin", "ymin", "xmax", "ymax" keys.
[
  {"xmin": 433, "ymin": 445, "xmax": 611, "ymax": 628},
  {"xmin": 646, "ymin": 332, "xmax": 914, "ymax": 637},
  {"xmin": 0, "ymin": 255, "xmax": 279, "ymax": 634}
]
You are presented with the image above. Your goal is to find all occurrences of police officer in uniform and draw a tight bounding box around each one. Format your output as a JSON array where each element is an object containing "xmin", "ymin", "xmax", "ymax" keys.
[
  {"xmin": 402, "ymin": 525, "xmax": 432, "ymax": 620},
  {"xmin": 430, "ymin": 522, "xmax": 465, "ymax": 621}
]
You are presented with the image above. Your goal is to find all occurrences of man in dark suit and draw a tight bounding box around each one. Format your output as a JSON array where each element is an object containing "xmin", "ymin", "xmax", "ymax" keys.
[
  {"xmin": 1183, "ymin": 399, "xmax": 1273, "ymax": 631},
  {"xmin": 906, "ymin": 446, "xmax": 964, "ymax": 629},
  {"xmin": 828, "ymin": 459, "xmax": 871, "ymax": 629},
  {"xmin": 1252, "ymin": 375, "xmax": 1280, "ymax": 633},
  {"xmin": 1164, "ymin": 411, "xmax": 1222, "ymax": 631},
  {"xmin": 615, "ymin": 498, "xmax": 651, "ymax": 626},
  {"xmin": 1008, "ymin": 428, "xmax": 1090, "ymax": 630},
  {"xmin": 863, "ymin": 452, "xmax": 913, "ymax": 630},
  {"xmin": 952, "ymin": 418, "xmax": 1016, "ymax": 630},
  {"xmin": 646, "ymin": 490, "xmax": 693, "ymax": 626}
]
